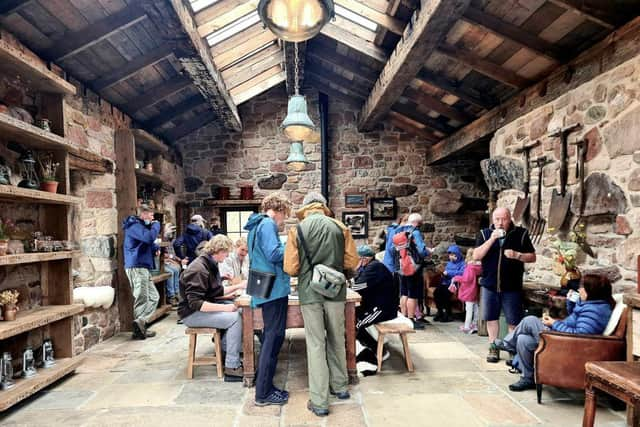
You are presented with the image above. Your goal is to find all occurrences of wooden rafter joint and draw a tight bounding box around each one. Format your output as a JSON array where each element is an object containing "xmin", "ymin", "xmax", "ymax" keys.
[{"xmin": 68, "ymin": 150, "xmax": 114, "ymax": 174}]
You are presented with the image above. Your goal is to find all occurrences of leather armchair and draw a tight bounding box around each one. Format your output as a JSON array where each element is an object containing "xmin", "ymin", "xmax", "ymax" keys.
[{"xmin": 534, "ymin": 307, "xmax": 629, "ymax": 404}]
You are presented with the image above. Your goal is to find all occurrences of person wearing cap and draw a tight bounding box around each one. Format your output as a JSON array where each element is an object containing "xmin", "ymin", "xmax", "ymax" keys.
[
  {"xmin": 122, "ymin": 204, "xmax": 161, "ymax": 339},
  {"xmin": 162, "ymin": 223, "xmax": 184, "ymax": 306},
  {"xmin": 352, "ymin": 245, "xmax": 397, "ymax": 359},
  {"xmin": 284, "ymin": 191, "xmax": 359, "ymax": 417},
  {"xmin": 173, "ymin": 214, "xmax": 213, "ymax": 266}
]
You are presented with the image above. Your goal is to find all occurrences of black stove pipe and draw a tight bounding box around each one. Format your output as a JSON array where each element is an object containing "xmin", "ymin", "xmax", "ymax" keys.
[{"xmin": 319, "ymin": 92, "xmax": 329, "ymax": 201}]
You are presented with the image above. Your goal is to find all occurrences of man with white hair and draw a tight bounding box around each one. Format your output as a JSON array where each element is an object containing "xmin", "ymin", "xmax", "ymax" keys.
[
  {"xmin": 173, "ymin": 214, "xmax": 213, "ymax": 265},
  {"xmin": 473, "ymin": 207, "xmax": 536, "ymax": 363},
  {"xmin": 284, "ymin": 191, "xmax": 359, "ymax": 417},
  {"xmin": 394, "ymin": 213, "xmax": 431, "ymax": 330}
]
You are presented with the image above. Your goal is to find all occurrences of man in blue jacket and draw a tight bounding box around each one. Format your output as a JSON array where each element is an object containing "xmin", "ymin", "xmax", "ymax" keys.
[
  {"xmin": 123, "ymin": 205, "xmax": 161, "ymax": 339},
  {"xmin": 173, "ymin": 214, "xmax": 213, "ymax": 265}
]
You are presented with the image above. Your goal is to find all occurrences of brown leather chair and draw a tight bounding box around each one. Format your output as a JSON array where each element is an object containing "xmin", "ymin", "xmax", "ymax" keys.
[{"xmin": 534, "ymin": 306, "xmax": 629, "ymax": 404}]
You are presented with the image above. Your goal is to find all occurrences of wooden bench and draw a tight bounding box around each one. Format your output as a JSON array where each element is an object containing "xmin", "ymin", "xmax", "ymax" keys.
[
  {"xmin": 185, "ymin": 327, "xmax": 223, "ymax": 379},
  {"xmin": 374, "ymin": 323, "xmax": 416, "ymax": 372},
  {"xmin": 583, "ymin": 361, "xmax": 640, "ymax": 427}
]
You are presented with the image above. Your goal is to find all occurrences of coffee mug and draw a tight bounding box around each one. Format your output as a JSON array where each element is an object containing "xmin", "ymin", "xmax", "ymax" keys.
[
  {"xmin": 568, "ymin": 290, "xmax": 580, "ymax": 303},
  {"xmin": 496, "ymin": 228, "xmax": 506, "ymax": 238}
]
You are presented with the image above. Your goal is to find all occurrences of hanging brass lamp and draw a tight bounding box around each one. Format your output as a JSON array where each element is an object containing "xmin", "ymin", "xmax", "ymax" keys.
[{"xmin": 257, "ymin": 0, "xmax": 334, "ymax": 42}]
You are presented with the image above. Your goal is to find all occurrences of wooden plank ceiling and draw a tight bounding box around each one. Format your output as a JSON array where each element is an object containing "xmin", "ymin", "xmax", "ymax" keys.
[{"xmin": 1, "ymin": 0, "xmax": 637, "ymax": 148}]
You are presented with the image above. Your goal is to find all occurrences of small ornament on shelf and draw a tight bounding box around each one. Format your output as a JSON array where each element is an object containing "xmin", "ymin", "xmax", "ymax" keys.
[
  {"xmin": 42, "ymin": 339, "xmax": 55, "ymax": 368},
  {"xmin": 18, "ymin": 150, "xmax": 39, "ymax": 189},
  {"xmin": 1, "ymin": 352, "xmax": 15, "ymax": 390},
  {"xmin": 38, "ymin": 152, "xmax": 60, "ymax": 193},
  {"xmin": 22, "ymin": 347, "xmax": 36, "ymax": 378},
  {"xmin": 0, "ymin": 289, "xmax": 20, "ymax": 321}
]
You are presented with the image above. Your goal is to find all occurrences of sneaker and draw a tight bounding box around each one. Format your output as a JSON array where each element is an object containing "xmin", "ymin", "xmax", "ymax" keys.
[
  {"xmin": 412, "ymin": 319, "xmax": 425, "ymax": 330},
  {"xmin": 433, "ymin": 312, "xmax": 443, "ymax": 322},
  {"xmin": 307, "ymin": 400, "xmax": 329, "ymax": 417},
  {"xmin": 509, "ymin": 377, "xmax": 536, "ymax": 391},
  {"xmin": 486, "ymin": 343, "xmax": 500, "ymax": 363},
  {"xmin": 382, "ymin": 350, "xmax": 390, "ymax": 362},
  {"xmin": 273, "ymin": 387, "xmax": 289, "ymax": 399},
  {"xmin": 224, "ymin": 366, "xmax": 243, "ymax": 383},
  {"xmin": 255, "ymin": 390, "xmax": 288, "ymax": 406},
  {"xmin": 417, "ymin": 317, "xmax": 431, "ymax": 325},
  {"xmin": 330, "ymin": 389, "xmax": 350, "ymax": 400},
  {"xmin": 168, "ymin": 296, "xmax": 179, "ymax": 307},
  {"xmin": 440, "ymin": 313, "xmax": 452, "ymax": 323},
  {"xmin": 494, "ymin": 339, "xmax": 514, "ymax": 354},
  {"xmin": 132, "ymin": 319, "xmax": 146, "ymax": 340}
]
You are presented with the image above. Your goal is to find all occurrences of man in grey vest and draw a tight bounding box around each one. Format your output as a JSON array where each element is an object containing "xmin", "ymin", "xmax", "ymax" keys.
[{"xmin": 284, "ymin": 192, "xmax": 359, "ymax": 417}]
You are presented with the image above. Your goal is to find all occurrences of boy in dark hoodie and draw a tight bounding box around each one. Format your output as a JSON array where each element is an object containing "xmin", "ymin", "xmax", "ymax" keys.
[
  {"xmin": 123, "ymin": 204, "xmax": 161, "ymax": 339},
  {"xmin": 173, "ymin": 214, "xmax": 213, "ymax": 265},
  {"xmin": 433, "ymin": 245, "xmax": 465, "ymax": 322}
]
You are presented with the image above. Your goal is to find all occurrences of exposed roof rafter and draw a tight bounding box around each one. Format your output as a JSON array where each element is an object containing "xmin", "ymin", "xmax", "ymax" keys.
[
  {"xmin": 320, "ymin": 22, "xmax": 388, "ymax": 63},
  {"xmin": 334, "ymin": 0, "xmax": 405, "ymax": 35},
  {"xmin": 196, "ymin": 0, "xmax": 259, "ymax": 37},
  {"xmin": 144, "ymin": 95, "xmax": 207, "ymax": 129},
  {"xmin": 231, "ymin": 69, "xmax": 286, "ymax": 105}
]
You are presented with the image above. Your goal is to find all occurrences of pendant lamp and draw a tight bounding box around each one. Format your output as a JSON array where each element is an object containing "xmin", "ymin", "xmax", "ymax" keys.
[
  {"xmin": 258, "ymin": 0, "xmax": 334, "ymax": 42},
  {"xmin": 281, "ymin": 42, "xmax": 314, "ymax": 141},
  {"xmin": 286, "ymin": 141, "xmax": 309, "ymax": 171}
]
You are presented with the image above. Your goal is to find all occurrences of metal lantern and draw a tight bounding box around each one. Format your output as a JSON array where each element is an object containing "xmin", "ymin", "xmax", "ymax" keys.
[
  {"xmin": 22, "ymin": 346, "xmax": 37, "ymax": 378},
  {"xmin": 281, "ymin": 43, "xmax": 314, "ymax": 140},
  {"xmin": 1, "ymin": 352, "xmax": 15, "ymax": 390},
  {"xmin": 258, "ymin": 0, "xmax": 334, "ymax": 42},
  {"xmin": 18, "ymin": 150, "xmax": 39, "ymax": 189},
  {"xmin": 42, "ymin": 339, "xmax": 55, "ymax": 368},
  {"xmin": 286, "ymin": 141, "xmax": 309, "ymax": 171}
]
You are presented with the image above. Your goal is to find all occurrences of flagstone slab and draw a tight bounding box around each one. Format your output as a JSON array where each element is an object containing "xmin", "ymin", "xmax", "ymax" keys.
[
  {"xmin": 80, "ymin": 383, "xmax": 184, "ymax": 409},
  {"xmin": 174, "ymin": 380, "xmax": 247, "ymax": 406}
]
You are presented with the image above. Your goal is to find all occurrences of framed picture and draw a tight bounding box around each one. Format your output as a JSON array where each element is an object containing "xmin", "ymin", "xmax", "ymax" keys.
[
  {"xmin": 344, "ymin": 193, "xmax": 366, "ymax": 208},
  {"xmin": 342, "ymin": 211, "xmax": 368, "ymax": 238},
  {"xmin": 370, "ymin": 197, "xmax": 397, "ymax": 220}
]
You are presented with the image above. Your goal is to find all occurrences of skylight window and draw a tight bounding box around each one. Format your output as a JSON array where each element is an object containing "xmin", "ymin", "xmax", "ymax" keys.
[
  {"xmin": 334, "ymin": 4, "xmax": 377, "ymax": 32},
  {"xmin": 190, "ymin": 0, "xmax": 220, "ymax": 13},
  {"xmin": 207, "ymin": 11, "xmax": 261, "ymax": 46}
]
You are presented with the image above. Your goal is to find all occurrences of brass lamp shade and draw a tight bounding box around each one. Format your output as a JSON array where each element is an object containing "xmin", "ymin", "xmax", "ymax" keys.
[
  {"xmin": 286, "ymin": 141, "xmax": 309, "ymax": 171},
  {"xmin": 258, "ymin": 0, "xmax": 334, "ymax": 42},
  {"xmin": 282, "ymin": 94, "xmax": 314, "ymax": 140}
]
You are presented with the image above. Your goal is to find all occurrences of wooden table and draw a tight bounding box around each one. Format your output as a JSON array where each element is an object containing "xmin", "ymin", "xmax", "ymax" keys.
[
  {"xmin": 583, "ymin": 361, "xmax": 640, "ymax": 427},
  {"xmin": 234, "ymin": 289, "xmax": 362, "ymax": 387}
]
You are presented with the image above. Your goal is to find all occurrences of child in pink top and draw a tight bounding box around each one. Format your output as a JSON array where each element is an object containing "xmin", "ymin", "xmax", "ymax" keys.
[{"xmin": 452, "ymin": 249, "xmax": 482, "ymax": 334}]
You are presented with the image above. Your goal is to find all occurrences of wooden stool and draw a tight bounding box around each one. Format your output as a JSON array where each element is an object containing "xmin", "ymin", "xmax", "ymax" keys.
[
  {"xmin": 583, "ymin": 361, "xmax": 640, "ymax": 427},
  {"xmin": 374, "ymin": 323, "xmax": 416, "ymax": 372},
  {"xmin": 185, "ymin": 327, "xmax": 223, "ymax": 379}
]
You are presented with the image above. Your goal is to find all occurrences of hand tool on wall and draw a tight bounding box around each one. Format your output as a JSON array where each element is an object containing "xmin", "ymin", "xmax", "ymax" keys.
[
  {"xmin": 531, "ymin": 156, "xmax": 551, "ymax": 244},
  {"xmin": 570, "ymin": 139, "xmax": 595, "ymax": 257},
  {"xmin": 547, "ymin": 123, "xmax": 582, "ymax": 230},
  {"xmin": 513, "ymin": 140, "xmax": 540, "ymax": 225}
]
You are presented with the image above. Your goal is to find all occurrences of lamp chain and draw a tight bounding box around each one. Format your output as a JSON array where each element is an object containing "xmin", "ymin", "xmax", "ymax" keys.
[{"xmin": 294, "ymin": 42, "xmax": 300, "ymax": 95}]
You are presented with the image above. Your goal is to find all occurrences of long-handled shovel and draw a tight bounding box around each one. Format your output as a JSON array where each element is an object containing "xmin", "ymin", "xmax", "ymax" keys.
[
  {"xmin": 570, "ymin": 139, "xmax": 595, "ymax": 257},
  {"xmin": 547, "ymin": 124, "xmax": 581, "ymax": 231},
  {"xmin": 531, "ymin": 156, "xmax": 549, "ymax": 243},
  {"xmin": 513, "ymin": 140, "xmax": 540, "ymax": 225}
]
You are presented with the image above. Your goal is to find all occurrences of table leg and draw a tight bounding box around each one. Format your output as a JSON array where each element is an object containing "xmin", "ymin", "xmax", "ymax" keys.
[
  {"xmin": 242, "ymin": 307, "xmax": 255, "ymax": 387},
  {"xmin": 583, "ymin": 383, "xmax": 597, "ymax": 427},
  {"xmin": 345, "ymin": 301, "xmax": 359, "ymax": 385}
]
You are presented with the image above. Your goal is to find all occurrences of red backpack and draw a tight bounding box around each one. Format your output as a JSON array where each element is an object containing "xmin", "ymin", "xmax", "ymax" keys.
[{"xmin": 392, "ymin": 229, "xmax": 419, "ymax": 276}]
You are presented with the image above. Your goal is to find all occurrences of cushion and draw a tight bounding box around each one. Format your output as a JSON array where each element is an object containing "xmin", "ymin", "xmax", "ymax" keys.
[{"xmin": 603, "ymin": 294, "xmax": 626, "ymax": 336}]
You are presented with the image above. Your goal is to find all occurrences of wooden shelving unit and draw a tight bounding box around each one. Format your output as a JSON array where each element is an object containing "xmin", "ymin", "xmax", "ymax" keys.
[
  {"xmin": 205, "ymin": 199, "xmax": 263, "ymax": 207},
  {"xmin": 0, "ymin": 35, "xmax": 83, "ymax": 411},
  {"xmin": 131, "ymin": 129, "xmax": 168, "ymax": 154}
]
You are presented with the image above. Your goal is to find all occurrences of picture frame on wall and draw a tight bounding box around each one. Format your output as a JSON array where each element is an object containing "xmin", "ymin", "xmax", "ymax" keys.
[
  {"xmin": 344, "ymin": 193, "xmax": 366, "ymax": 208},
  {"xmin": 342, "ymin": 211, "xmax": 368, "ymax": 238},
  {"xmin": 370, "ymin": 197, "xmax": 397, "ymax": 220}
]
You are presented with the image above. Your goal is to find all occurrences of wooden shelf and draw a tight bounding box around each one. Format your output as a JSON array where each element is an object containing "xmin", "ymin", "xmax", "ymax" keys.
[
  {"xmin": 204, "ymin": 199, "xmax": 262, "ymax": 207},
  {"xmin": 132, "ymin": 129, "xmax": 168, "ymax": 154},
  {"xmin": 135, "ymin": 169, "xmax": 175, "ymax": 193},
  {"xmin": 0, "ymin": 184, "xmax": 81, "ymax": 205},
  {"xmin": 0, "ymin": 112, "xmax": 77, "ymax": 151},
  {"xmin": 0, "ymin": 32, "xmax": 76, "ymax": 96},
  {"xmin": 147, "ymin": 304, "xmax": 172, "ymax": 323},
  {"xmin": 151, "ymin": 272, "xmax": 172, "ymax": 284},
  {"xmin": 0, "ymin": 251, "xmax": 77, "ymax": 266},
  {"xmin": 0, "ymin": 356, "xmax": 83, "ymax": 411},
  {"xmin": 0, "ymin": 305, "xmax": 84, "ymax": 340}
]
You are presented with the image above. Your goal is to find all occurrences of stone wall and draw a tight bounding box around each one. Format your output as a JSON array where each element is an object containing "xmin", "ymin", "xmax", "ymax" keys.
[
  {"xmin": 176, "ymin": 85, "xmax": 487, "ymax": 252},
  {"xmin": 489, "ymin": 53, "xmax": 640, "ymax": 293}
]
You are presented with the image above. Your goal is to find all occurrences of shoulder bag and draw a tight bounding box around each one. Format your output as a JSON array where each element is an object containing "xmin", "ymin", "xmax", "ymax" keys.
[
  {"xmin": 246, "ymin": 228, "xmax": 276, "ymax": 299},
  {"xmin": 297, "ymin": 224, "xmax": 346, "ymax": 299}
]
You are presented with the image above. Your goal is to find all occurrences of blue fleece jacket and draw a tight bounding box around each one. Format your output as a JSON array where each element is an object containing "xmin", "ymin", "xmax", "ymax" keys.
[
  {"xmin": 173, "ymin": 224, "xmax": 213, "ymax": 263},
  {"xmin": 382, "ymin": 223, "xmax": 400, "ymax": 272},
  {"xmin": 244, "ymin": 213, "xmax": 290, "ymax": 307},
  {"xmin": 441, "ymin": 245, "xmax": 466, "ymax": 286},
  {"xmin": 122, "ymin": 216, "xmax": 160, "ymax": 269},
  {"xmin": 552, "ymin": 299, "xmax": 613, "ymax": 335}
]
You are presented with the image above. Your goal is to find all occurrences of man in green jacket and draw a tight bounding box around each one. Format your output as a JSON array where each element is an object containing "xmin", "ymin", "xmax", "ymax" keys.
[{"xmin": 284, "ymin": 192, "xmax": 359, "ymax": 417}]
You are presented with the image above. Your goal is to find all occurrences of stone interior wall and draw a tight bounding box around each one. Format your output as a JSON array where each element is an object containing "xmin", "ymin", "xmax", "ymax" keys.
[
  {"xmin": 490, "ymin": 53, "xmax": 640, "ymax": 293},
  {"xmin": 176, "ymin": 85, "xmax": 487, "ymax": 258}
]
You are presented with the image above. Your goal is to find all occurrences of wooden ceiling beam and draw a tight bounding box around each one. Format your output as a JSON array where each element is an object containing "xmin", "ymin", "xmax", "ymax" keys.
[
  {"xmin": 92, "ymin": 44, "xmax": 175, "ymax": 91},
  {"xmin": 284, "ymin": 41, "xmax": 306, "ymax": 95},
  {"xmin": 437, "ymin": 44, "xmax": 533, "ymax": 89},
  {"xmin": 305, "ymin": 65, "xmax": 370, "ymax": 98},
  {"xmin": 231, "ymin": 70, "xmax": 286, "ymax": 105},
  {"xmin": 306, "ymin": 48, "xmax": 379, "ymax": 84},
  {"xmin": 196, "ymin": 0, "xmax": 259, "ymax": 37},
  {"xmin": 334, "ymin": 0, "xmax": 405, "ymax": 35},
  {"xmin": 0, "ymin": 0, "xmax": 33, "ymax": 16},
  {"xmin": 416, "ymin": 69, "xmax": 495, "ymax": 110},
  {"xmin": 461, "ymin": 6, "xmax": 565, "ymax": 62},
  {"xmin": 320, "ymin": 22, "xmax": 389, "ymax": 63},
  {"xmin": 547, "ymin": 0, "xmax": 619, "ymax": 30},
  {"xmin": 306, "ymin": 71, "xmax": 368, "ymax": 100},
  {"xmin": 392, "ymin": 102, "xmax": 454, "ymax": 135},
  {"xmin": 230, "ymin": 65, "xmax": 282, "ymax": 97},
  {"xmin": 388, "ymin": 111, "xmax": 440, "ymax": 142},
  {"xmin": 210, "ymin": 21, "xmax": 263, "ymax": 57},
  {"xmin": 214, "ymin": 31, "xmax": 277, "ymax": 69},
  {"xmin": 357, "ymin": 0, "xmax": 471, "ymax": 131},
  {"xmin": 403, "ymin": 86, "xmax": 472, "ymax": 123},
  {"xmin": 164, "ymin": 111, "xmax": 216, "ymax": 141},
  {"xmin": 144, "ymin": 95, "xmax": 206, "ymax": 129},
  {"xmin": 124, "ymin": 76, "xmax": 191, "ymax": 112},
  {"xmin": 224, "ymin": 48, "xmax": 283, "ymax": 90},
  {"xmin": 221, "ymin": 43, "xmax": 281, "ymax": 80},
  {"xmin": 306, "ymin": 75, "xmax": 364, "ymax": 108},
  {"xmin": 42, "ymin": 5, "xmax": 147, "ymax": 62}
]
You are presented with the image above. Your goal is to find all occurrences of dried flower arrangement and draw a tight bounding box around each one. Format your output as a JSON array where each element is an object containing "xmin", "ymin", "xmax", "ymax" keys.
[
  {"xmin": 38, "ymin": 152, "xmax": 60, "ymax": 182},
  {"xmin": 0, "ymin": 218, "xmax": 16, "ymax": 241},
  {"xmin": 0, "ymin": 289, "xmax": 19, "ymax": 306}
]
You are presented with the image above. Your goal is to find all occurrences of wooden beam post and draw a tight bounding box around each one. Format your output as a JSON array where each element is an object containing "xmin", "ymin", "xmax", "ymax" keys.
[
  {"xmin": 42, "ymin": 5, "xmax": 147, "ymax": 62},
  {"xmin": 357, "ymin": 0, "xmax": 471, "ymax": 131}
]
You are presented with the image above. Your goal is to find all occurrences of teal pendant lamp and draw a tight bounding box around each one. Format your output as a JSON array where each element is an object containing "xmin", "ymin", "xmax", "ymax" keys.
[
  {"xmin": 286, "ymin": 141, "xmax": 309, "ymax": 171},
  {"xmin": 281, "ymin": 42, "xmax": 314, "ymax": 141}
]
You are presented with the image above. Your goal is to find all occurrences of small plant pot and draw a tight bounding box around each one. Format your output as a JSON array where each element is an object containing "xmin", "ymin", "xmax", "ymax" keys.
[
  {"xmin": 2, "ymin": 304, "xmax": 17, "ymax": 321},
  {"xmin": 40, "ymin": 180, "xmax": 59, "ymax": 193},
  {"xmin": 0, "ymin": 239, "xmax": 8, "ymax": 256}
]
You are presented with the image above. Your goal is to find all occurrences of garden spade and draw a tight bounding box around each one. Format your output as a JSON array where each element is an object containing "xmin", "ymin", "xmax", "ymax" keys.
[
  {"xmin": 547, "ymin": 123, "xmax": 581, "ymax": 231},
  {"xmin": 530, "ymin": 156, "xmax": 549, "ymax": 243},
  {"xmin": 570, "ymin": 139, "xmax": 595, "ymax": 258},
  {"xmin": 513, "ymin": 141, "xmax": 540, "ymax": 225}
]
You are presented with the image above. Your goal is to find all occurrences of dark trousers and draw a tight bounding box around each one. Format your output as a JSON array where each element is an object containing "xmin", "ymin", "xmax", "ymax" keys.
[
  {"xmin": 434, "ymin": 286, "xmax": 452, "ymax": 312},
  {"xmin": 255, "ymin": 296, "xmax": 288, "ymax": 399}
]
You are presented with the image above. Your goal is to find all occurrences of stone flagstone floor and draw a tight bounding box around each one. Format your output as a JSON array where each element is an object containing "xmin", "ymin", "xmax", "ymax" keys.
[{"xmin": 0, "ymin": 312, "xmax": 628, "ymax": 426}]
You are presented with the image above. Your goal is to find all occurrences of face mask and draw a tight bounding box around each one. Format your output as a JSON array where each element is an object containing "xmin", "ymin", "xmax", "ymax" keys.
[{"xmin": 144, "ymin": 220, "xmax": 151, "ymax": 225}]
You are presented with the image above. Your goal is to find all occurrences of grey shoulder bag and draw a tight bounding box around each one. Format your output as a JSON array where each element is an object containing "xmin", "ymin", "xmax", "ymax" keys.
[{"xmin": 297, "ymin": 224, "xmax": 346, "ymax": 299}]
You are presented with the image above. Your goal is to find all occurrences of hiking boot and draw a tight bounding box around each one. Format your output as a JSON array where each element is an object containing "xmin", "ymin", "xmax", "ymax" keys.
[
  {"xmin": 255, "ymin": 390, "xmax": 288, "ymax": 406},
  {"xmin": 486, "ymin": 343, "xmax": 500, "ymax": 363},
  {"xmin": 494, "ymin": 339, "xmax": 515, "ymax": 354},
  {"xmin": 509, "ymin": 377, "xmax": 536, "ymax": 391},
  {"xmin": 224, "ymin": 366, "xmax": 243, "ymax": 382},
  {"xmin": 132, "ymin": 319, "xmax": 147, "ymax": 340},
  {"xmin": 440, "ymin": 312, "xmax": 452, "ymax": 323},
  {"xmin": 412, "ymin": 319, "xmax": 425, "ymax": 330},
  {"xmin": 330, "ymin": 389, "xmax": 350, "ymax": 400},
  {"xmin": 307, "ymin": 400, "xmax": 329, "ymax": 417}
]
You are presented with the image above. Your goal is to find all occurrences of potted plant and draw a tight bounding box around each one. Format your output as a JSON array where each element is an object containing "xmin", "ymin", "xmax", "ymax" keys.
[
  {"xmin": 38, "ymin": 152, "xmax": 60, "ymax": 193},
  {"xmin": 0, "ymin": 218, "xmax": 8, "ymax": 256},
  {"xmin": 0, "ymin": 289, "xmax": 19, "ymax": 321}
]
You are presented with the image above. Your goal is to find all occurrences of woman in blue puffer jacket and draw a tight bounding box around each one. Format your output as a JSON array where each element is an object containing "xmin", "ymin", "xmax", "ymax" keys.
[
  {"xmin": 244, "ymin": 193, "xmax": 292, "ymax": 407},
  {"xmin": 494, "ymin": 274, "xmax": 614, "ymax": 392}
]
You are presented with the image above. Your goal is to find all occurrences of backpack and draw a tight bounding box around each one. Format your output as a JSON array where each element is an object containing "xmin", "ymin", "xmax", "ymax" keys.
[{"xmin": 392, "ymin": 228, "xmax": 420, "ymax": 276}]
